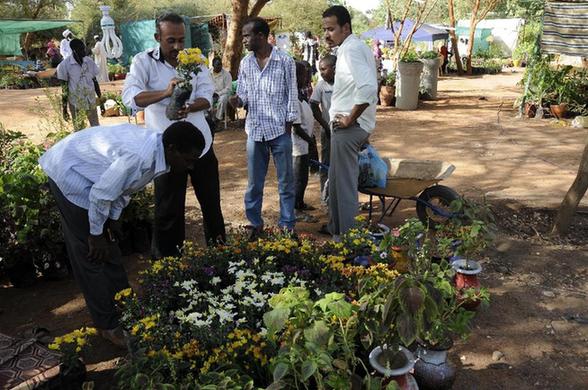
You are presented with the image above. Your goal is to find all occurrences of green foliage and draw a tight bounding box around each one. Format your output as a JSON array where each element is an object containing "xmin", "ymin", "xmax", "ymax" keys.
[
  {"xmin": 102, "ymin": 91, "xmax": 131, "ymax": 116},
  {"xmin": 420, "ymin": 50, "xmax": 439, "ymax": 60},
  {"xmin": 512, "ymin": 21, "xmax": 541, "ymax": 63},
  {"xmin": 107, "ymin": 63, "xmax": 127, "ymax": 75},
  {"xmin": 0, "ymin": 70, "xmax": 39, "ymax": 89},
  {"xmin": 400, "ymin": 51, "xmax": 420, "ymax": 63},
  {"xmin": 474, "ymin": 42, "xmax": 504, "ymax": 60},
  {"xmin": 0, "ymin": 124, "xmax": 66, "ymax": 273}
]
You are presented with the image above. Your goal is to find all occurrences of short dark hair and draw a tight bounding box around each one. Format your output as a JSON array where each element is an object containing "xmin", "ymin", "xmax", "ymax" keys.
[
  {"xmin": 322, "ymin": 5, "xmax": 352, "ymax": 33},
  {"xmin": 244, "ymin": 17, "xmax": 270, "ymax": 38},
  {"xmin": 69, "ymin": 39, "xmax": 85, "ymax": 53},
  {"xmin": 156, "ymin": 12, "xmax": 184, "ymax": 34},
  {"xmin": 320, "ymin": 54, "xmax": 337, "ymax": 68},
  {"xmin": 162, "ymin": 121, "xmax": 205, "ymax": 153},
  {"xmin": 212, "ymin": 57, "xmax": 222, "ymax": 66}
]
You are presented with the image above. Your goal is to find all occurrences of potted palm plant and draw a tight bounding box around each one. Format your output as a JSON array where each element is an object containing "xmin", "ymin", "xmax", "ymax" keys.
[{"xmin": 395, "ymin": 51, "xmax": 424, "ymax": 110}]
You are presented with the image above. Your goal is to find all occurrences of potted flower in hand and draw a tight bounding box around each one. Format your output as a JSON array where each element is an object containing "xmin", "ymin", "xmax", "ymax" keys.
[{"xmin": 166, "ymin": 48, "xmax": 208, "ymax": 120}]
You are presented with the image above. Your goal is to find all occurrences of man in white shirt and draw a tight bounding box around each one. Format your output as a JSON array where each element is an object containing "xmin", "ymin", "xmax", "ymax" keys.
[
  {"xmin": 60, "ymin": 29, "xmax": 73, "ymax": 59},
  {"xmin": 92, "ymin": 35, "xmax": 110, "ymax": 83},
  {"xmin": 123, "ymin": 12, "xmax": 226, "ymax": 256},
  {"xmin": 322, "ymin": 5, "xmax": 378, "ymax": 236},
  {"xmin": 39, "ymin": 122, "xmax": 206, "ymax": 346},
  {"xmin": 211, "ymin": 57, "xmax": 233, "ymax": 123},
  {"xmin": 57, "ymin": 39, "xmax": 104, "ymax": 130}
]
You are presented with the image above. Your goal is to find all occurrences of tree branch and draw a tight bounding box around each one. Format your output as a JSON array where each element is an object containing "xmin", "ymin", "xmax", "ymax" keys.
[{"xmin": 249, "ymin": 0, "xmax": 270, "ymax": 17}]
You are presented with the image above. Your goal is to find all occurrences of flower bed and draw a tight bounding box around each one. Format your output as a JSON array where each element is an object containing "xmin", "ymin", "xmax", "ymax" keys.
[{"xmin": 115, "ymin": 215, "xmax": 491, "ymax": 388}]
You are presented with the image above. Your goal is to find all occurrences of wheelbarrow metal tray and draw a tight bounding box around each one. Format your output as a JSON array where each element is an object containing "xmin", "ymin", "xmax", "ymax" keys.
[{"xmin": 360, "ymin": 159, "xmax": 455, "ymax": 198}]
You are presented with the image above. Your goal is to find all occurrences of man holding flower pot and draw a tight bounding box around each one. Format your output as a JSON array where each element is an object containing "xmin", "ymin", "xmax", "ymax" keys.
[{"xmin": 123, "ymin": 12, "xmax": 226, "ymax": 256}]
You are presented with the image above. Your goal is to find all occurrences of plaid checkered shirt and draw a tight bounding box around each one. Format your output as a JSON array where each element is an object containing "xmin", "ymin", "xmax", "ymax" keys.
[{"xmin": 236, "ymin": 47, "xmax": 298, "ymax": 141}]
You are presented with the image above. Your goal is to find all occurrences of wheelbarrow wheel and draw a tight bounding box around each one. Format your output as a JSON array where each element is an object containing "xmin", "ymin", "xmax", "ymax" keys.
[{"xmin": 416, "ymin": 185, "xmax": 460, "ymax": 228}]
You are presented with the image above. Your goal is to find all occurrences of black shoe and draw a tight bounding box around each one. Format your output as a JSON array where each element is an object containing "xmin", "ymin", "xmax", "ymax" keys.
[
  {"xmin": 245, "ymin": 225, "xmax": 262, "ymax": 242},
  {"xmin": 295, "ymin": 203, "xmax": 316, "ymax": 211}
]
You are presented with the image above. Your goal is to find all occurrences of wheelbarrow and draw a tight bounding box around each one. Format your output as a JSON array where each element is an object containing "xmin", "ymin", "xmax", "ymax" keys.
[{"xmin": 358, "ymin": 158, "xmax": 459, "ymax": 227}]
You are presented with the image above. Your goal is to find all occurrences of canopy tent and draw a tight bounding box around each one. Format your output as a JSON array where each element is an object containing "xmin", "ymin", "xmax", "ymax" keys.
[
  {"xmin": 361, "ymin": 20, "xmax": 449, "ymax": 43},
  {"xmin": 0, "ymin": 19, "xmax": 76, "ymax": 56},
  {"xmin": 455, "ymin": 26, "xmax": 493, "ymax": 53}
]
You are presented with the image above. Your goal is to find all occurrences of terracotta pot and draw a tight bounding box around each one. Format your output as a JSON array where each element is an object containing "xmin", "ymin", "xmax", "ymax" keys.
[
  {"xmin": 379, "ymin": 85, "xmax": 395, "ymax": 106},
  {"xmin": 136, "ymin": 110, "xmax": 145, "ymax": 123},
  {"xmin": 453, "ymin": 259, "xmax": 482, "ymax": 310},
  {"xmin": 524, "ymin": 102, "xmax": 537, "ymax": 118},
  {"xmin": 369, "ymin": 345, "xmax": 419, "ymax": 390},
  {"xmin": 114, "ymin": 73, "xmax": 126, "ymax": 80},
  {"xmin": 550, "ymin": 103, "xmax": 568, "ymax": 119}
]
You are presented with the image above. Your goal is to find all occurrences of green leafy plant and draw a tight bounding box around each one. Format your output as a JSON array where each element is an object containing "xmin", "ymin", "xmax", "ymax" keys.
[
  {"xmin": 383, "ymin": 72, "xmax": 396, "ymax": 87},
  {"xmin": 419, "ymin": 51, "xmax": 439, "ymax": 60},
  {"xmin": 107, "ymin": 63, "xmax": 127, "ymax": 75},
  {"xmin": 102, "ymin": 91, "xmax": 131, "ymax": 116},
  {"xmin": 400, "ymin": 51, "xmax": 420, "ymax": 63}
]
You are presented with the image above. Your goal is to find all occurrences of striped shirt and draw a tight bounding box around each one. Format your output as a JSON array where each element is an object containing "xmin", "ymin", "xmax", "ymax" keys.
[
  {"xmin": 39, "ymin": 124, "xmax": 169, "ymax": 235},
  {"xmin": 236, "ymin": 47, "xmax": 298, "ymax": 141}
]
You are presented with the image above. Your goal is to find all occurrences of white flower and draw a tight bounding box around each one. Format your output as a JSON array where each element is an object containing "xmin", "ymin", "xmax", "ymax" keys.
[
  {"xmin": 261, "ymin": 273, "xmax": 272, "ymax": 282},
  {"xmin": 259, "ymin": 327, "xmax": 268, "ymax": 336},
  {"xmin": 271, "ymin": 276, "xmax": 285, "ymax": 285},
  {"xmin": 216, "ymin": 309, "xmax": 235, "ymax": 324},
  {"xmin": 380, "ymin": 251, "xmax": 388, "ymax": 259},
  {"xmin": 211, "ymin": 276, "xmax": 221, "ymax": 285}
]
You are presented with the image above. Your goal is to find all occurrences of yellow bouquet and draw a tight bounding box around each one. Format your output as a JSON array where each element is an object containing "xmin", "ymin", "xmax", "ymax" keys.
[{"xmin": 166, "ymin": 47, "xmax": 209, "ymax": 120}]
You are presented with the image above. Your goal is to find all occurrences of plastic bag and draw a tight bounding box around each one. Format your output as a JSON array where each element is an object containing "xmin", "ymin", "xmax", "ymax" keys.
[{"xmin": 358, "ymin": 144, "xmax": 388, "ymax": 188}]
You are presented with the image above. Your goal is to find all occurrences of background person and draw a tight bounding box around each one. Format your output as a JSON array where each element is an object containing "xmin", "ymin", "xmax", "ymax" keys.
[
  {"xmin": 60, "ymin": 29, "xmax": 73, "ymax": 59},
  {"xmin": 123, "ymin": 12, "xmax": 226, "ymax": 255},
  {"xmin": 230, "ymin": 17, "xmax": 298, "ymax": 239},
  {"xmin": 309, "ymin": 55, "xmax": 336, "ymax": 206},
  {"xmin": 39, "ymin": 122, "xmax": 205, "ymax": 347},
  {"xmin": 211, "ymin": 57, "xmax": 232, "ymax": 124},
  {"xmin": 92, "ymin": 35, "xmax": 110, "ymax": 82},
  {"xmin": 57, "ymin": 39, "xmax": 104, "ymax": 130}
]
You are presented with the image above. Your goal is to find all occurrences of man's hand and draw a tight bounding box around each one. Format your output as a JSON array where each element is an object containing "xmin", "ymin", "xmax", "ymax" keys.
[
  {"xmin": 88, "ymin": 234, "xmax": 111, "ymax": 263},
  {"xmin": 229, "ymin": 95, "xmax": 242, "ymax": 109},
  {"xmin": 165, "ymin": 78, "xmax": 180, "ymax": 98},
  {"xmin": 333, "ymin": 114, "xmax": 354, "ymax": 129},
  {"xmin": 175, "ymin": 103, "xmax": 191, "ymax": 119}
]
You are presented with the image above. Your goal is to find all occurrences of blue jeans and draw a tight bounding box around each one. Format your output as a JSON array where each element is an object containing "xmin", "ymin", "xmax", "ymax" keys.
[{"xmin": 245, "ymin": 132, "xmax": 295, "ymax": 230}]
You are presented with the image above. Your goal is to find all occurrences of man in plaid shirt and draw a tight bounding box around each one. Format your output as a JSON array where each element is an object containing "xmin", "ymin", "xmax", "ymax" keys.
[{"xmin": 230, "ymin": 17, "xmax": 298, "ymax": 238}]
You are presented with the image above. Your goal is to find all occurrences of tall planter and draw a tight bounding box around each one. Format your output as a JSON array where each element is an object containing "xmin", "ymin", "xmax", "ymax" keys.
[
  {"xmin": 420, "ymin": 58, "xmax": 442, "ymax": 100},
  {"xmin": 414, "ymin": 345, "xmax": 456, "ymax": 389},
  {"xmin": 395, "ymin": 62, "xmax": 424, "ymax": 110}
]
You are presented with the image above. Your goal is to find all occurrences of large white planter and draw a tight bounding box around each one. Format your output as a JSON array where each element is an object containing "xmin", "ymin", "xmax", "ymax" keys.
[
  {"xmin": 395, "ymin": 61, "xmax": 424, "ymax": 110},
  {"xmin": 420, "ymin": 57, "xmax": 442, "ymax": 100}
]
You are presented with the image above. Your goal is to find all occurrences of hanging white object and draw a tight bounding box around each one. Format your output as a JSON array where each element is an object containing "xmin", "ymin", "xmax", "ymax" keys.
[{"xmin": 99, "ymin": 5, "xmax": 123, "ymax": 59}]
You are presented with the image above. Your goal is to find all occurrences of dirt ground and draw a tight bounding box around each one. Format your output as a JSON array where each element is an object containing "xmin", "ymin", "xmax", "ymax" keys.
[{"xmin": 1, "ymin": 70, "xmax": 587, "ymax": 389}]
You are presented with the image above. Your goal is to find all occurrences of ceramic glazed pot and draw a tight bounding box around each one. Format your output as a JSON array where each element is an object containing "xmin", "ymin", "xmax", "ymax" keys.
[
  {"xmin": 369, "ymin": 345, "xmax": 419, "ymax": 390},
  {"xmin": 453, "ymin": 259, "xmax": 483, "ymax": 310},
  {"xmin": 414, "ymin": 345, "xmax": 456, "ymax": 390}
]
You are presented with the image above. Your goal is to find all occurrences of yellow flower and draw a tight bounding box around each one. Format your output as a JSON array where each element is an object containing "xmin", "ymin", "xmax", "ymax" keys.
[
  {"xmin": 48, "ymin": 343, "xmax": 59, "ymax": 350},
  {"xmin": 114, "ymin": 288, "xmax": 133, "ymax": 301}
]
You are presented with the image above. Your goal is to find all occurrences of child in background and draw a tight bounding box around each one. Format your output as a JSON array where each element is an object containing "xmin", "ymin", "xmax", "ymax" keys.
[
  {"xmin": 292, "ymin": 61, "xmax": 317, "ymax": 222},
  {"xmin": 310, "ymin": 55, "xmax": 336, "ymax": 205}
]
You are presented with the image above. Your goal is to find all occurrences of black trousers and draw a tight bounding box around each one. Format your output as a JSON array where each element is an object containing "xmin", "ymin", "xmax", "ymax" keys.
[
  {"xmin": 151, "ymin": 146, "xmax": 226, "ymax": 258},
  {"xmin": 293, "ymin": 154, "xmax": 310, "ymax": 210},
  {"xmin": 48, "ymin": 179, "xmax": 129, "ymax": 330}
]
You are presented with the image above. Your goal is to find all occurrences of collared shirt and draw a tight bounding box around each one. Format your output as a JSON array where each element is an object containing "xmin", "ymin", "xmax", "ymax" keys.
[
  {"xmin": 122, "ymin": 47, "xmax": 213, "ymax": 157},
  {"xmin": 56, "ymin": 55, "xmax": 99, "ymax": 109},
  {"xmin": 212, "ymin": 68, "xmax": 232, "ymax": 96},
  {"xmin": 310, "ymin": 79, "xmax": 333, "ymax": 124},
  {"xmin": 236, "ymin": 47, "xmax": 298, "ymax": 141},
  {"xmin": 39, "ymin": 124, "xmax": 169, "ymax": 236},
  {"xmin": 329, "ymin": 34, "xmax": 378, "ymax": 133},
  {"xmin": 60, "ymin": 38, "xmax": 72, "ymax": 58},
  {"xmin": 292, "ymin": 99, "xmax": 314, "ymax": 157}
]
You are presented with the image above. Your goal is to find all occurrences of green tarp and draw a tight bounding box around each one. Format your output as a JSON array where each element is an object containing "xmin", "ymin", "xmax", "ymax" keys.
[
  {"xmin": 120, "ymin": 18, "xmax": 211, "ymax": 65},
  {"xmin": 456, "ymin": 26, "xmax": 493, "ymax": 53},
  {"xmin": 0, "ymin": 19, "xmax": 75, "ymax": 56}
]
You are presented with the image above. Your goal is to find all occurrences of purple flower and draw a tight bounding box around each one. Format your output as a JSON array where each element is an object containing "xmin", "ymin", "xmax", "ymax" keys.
[{"xmin": 203, "ymin": 266, "xmax": 215, "ymax": 276}]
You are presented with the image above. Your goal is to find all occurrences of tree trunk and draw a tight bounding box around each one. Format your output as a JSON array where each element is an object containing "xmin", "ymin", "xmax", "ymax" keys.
[
  {"xmin": 448, "ymin": 0, "xmax": 463, "ymax": 75},
  {"xmin": 222, "ymin": 0, "xmax": 271, "ymax": 80},
  {"xmin": 551, "ymin": 141, "xmax": 588, "ymax": 236},
  {"xmin": 466, "ymin": 0, "xmax": 481, "ymax": 75},
  {"xmin": 223, "ymin": 0, "xmax": 250, "ymax": 79}
]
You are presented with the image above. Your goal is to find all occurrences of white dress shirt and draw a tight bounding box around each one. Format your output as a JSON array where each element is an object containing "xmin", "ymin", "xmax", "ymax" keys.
[
  {"xmin": 39, "ymin": 124, "xmax": 169, "ymax": 235},
  {"xmin": 122, "ymin": 47, "xmax": 213, "ymax": 157},
  {"xmin": 56, "ymin": 55, "xmax": 99, "ymax": 109},
  {"xmin": 329, "ymin": 34, "xmax": 378, "ymax": 133}
]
